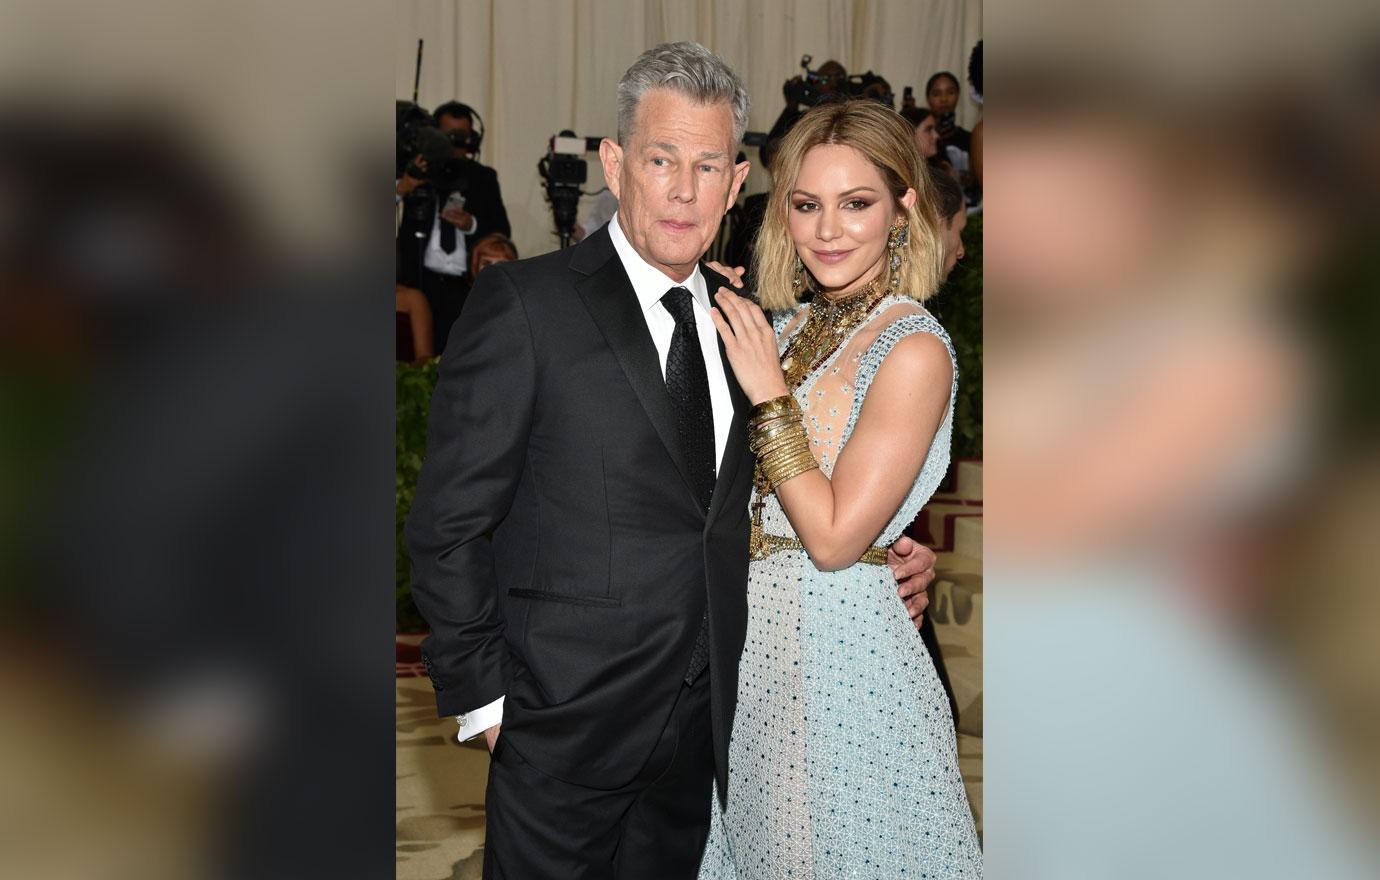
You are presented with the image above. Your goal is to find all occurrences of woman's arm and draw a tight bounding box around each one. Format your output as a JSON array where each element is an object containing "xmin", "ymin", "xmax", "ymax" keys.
[{"xmin": 712, "ymin": 289, "xmax": 952, "ymax": 570}]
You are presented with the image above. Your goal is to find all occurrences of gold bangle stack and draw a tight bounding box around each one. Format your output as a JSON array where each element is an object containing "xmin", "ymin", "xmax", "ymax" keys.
[{"xmin": 748, "ymin": 394, "xmax": 819, "ymax": 491}]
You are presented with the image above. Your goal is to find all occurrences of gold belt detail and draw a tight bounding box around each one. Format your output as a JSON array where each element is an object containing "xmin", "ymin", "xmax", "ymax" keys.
[{"xmin": 749, "ymin": 521, "xmax": 889, "ymax": 565}]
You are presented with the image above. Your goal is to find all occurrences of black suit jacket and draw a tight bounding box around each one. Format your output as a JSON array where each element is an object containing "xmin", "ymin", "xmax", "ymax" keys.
[{"xmin": 406, "ymin": 225, "xmax": 754, "ymax": 800}]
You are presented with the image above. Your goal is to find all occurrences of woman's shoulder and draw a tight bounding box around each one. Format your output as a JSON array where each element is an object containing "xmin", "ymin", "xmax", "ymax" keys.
[{"xmin": 859, "ymin": 306, "xmax": 955, "ymax": 385}]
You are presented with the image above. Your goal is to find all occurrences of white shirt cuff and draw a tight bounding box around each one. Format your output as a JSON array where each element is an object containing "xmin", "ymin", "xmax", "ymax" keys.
[
  {"xmin": 462, "ymin": 214, "xmax": 478, "ymax": 235},
  {"xmin": 455, "ymin": 695, "xmax": 504, "ymax": 743}
]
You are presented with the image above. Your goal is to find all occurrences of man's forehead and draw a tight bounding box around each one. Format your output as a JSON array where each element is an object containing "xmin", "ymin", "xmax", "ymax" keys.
[{"xmin": 630, "ymin": 89, "xmax": 735, "ymax": 149}]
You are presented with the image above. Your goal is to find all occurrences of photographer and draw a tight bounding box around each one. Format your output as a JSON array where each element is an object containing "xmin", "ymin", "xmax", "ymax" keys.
[
  {"xmin": 769, "ymin": 58, "xmax": 846, "ymax": 141},
  {"xmin": 395, "ymin": 100, "xmax": 510, "ymax": 352}
]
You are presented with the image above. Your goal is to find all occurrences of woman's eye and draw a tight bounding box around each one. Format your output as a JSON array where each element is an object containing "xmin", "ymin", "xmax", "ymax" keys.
[
  {"xmin": 792, "ymin": 201, "xmax": 817, "ymax": 213},
  {"xmin": 845, "ymin": 199, "xmax": 871, "ymax": 210}
]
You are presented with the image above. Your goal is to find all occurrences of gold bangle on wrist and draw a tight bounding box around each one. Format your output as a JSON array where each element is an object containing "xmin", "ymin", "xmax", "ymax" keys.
[{"xmin": 750, "ymin": 394, "xmax": 799, "ymax": 422}]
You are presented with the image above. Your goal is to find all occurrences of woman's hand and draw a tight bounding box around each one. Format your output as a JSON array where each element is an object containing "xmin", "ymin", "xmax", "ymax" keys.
[
  {"xmin": 710, "ymin": 288, "xmax": 790, "ymax": 405},
  {"xmin": 705, "ymin": 260, "xmax": 746, "ymax": 290}
]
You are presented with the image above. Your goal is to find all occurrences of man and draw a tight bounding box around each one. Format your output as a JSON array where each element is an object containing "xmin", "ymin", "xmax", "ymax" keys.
[
  {"xmin": 406, "ymin": 42, "xmax": 935, "ymax": 879},
  {"xmin": 396, "ymin": 100, "xmax": 510, "ymax": 352}
]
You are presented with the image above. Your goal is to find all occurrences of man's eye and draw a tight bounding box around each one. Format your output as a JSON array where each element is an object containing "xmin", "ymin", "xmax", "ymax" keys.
[
  {"xmin": 699, "ymin": 165, "xmax": 717, "ymax": 173},
  {"xmin": 652, "ymin": 157, "xmax": 669, "ymax": 167}
]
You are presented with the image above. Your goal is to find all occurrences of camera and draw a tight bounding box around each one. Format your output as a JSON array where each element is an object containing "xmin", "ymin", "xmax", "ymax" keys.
[
  {"xmin": 538, "ymin": 131, "xmax": 601, "ymax": 248},
  {"xmin": 783, "ymin": 56, "xmax": 896, "ymax": 110}
]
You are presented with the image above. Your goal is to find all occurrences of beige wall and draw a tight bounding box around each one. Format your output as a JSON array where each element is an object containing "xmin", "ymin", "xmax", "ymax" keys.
[{"xmin": 398, "ymin": 0, "xmax": 982, "ymax": 260}]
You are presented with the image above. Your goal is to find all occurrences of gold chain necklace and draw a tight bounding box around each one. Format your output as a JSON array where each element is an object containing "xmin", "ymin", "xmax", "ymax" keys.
[
  {"xmin": 749, "ymin": 277, "xmax": 889, "ymax": 558},
  {"xmin": 779, "ymin": 278, "xmax": 887, "ymax": 393}
]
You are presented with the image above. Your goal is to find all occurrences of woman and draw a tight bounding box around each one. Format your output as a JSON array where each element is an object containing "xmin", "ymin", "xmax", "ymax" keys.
[
  {"xmin": 395, "ymin": 283, "xmax": 434, "ymax": 363},
  {"xmin": 467, "ymin": 231, "xmax": 518, "ymax": 277},
  {"xmin": 698, "ymin": 100, "xmax": 982, "ymax": 879},
  {"xmin": 902, "ymin": 105, "xmax": 942, "ymax": 161}
]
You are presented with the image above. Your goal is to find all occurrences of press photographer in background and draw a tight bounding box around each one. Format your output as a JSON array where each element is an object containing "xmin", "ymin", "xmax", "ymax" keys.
[{"xmin": 396, "ymin": 100, "xmax": 511, "ymax": 352}]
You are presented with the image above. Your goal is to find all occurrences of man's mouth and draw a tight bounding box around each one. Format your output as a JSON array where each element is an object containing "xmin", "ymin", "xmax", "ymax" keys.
[{"xmin": 658, "ymin": 220, "xmax": 696, "ymax": 233}]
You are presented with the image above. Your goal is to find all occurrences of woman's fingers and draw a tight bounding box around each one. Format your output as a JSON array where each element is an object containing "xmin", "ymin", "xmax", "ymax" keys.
[{"xmin": 708, "ymin": 306, "xmax": 736, "ymax": 345}]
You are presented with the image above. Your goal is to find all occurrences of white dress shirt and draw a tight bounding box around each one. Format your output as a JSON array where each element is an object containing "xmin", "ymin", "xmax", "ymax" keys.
[
  {"xmin": 423, "ymin": 205, "xmax": 478, "ymax": 276},
  {"xmin": 454, "ymin": 210, "xmax": 734, "ymax": 743}
]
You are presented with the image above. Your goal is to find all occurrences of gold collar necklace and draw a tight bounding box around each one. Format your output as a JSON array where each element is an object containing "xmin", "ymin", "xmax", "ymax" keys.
[{"xmin": 779, "ymin": 276, "xmax": 888, "ymax": 391}]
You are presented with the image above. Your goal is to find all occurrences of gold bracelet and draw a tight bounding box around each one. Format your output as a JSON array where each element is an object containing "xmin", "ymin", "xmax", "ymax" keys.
[
  {"xmin": 758, "ymin": 429, "xmax": 818, "ymax": 489},
  {"xmin": 764, "ymin": 452, "xmax": 818, "ymax": 489},
  {"xmin": 750, "ymin": 394, "xmax": 799, "ymax": 422},
  {"xmin": 750, "ymin": 420, "xmax": 803, "ymax": 451},
  {"xmin": 752, "ymin": 421, "xmax": 808, "ymax": 457}
]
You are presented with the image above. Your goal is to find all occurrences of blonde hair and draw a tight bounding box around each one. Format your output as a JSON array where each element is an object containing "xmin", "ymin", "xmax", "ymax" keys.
[{"xmin": 753, "ymin": 100, "xmax": 945, "ymax": 311}]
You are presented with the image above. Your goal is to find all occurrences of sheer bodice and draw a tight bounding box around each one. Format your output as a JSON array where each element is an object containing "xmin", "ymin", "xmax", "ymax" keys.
[{"xmin": 754, "ymin": 295, "xmax": 958, "ymax": 548}]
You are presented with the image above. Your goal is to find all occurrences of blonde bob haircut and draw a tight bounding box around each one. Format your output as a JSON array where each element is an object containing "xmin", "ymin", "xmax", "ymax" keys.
[{"xmin": 753, "ymin": 99, "xmax": 946, "ymax": 311}]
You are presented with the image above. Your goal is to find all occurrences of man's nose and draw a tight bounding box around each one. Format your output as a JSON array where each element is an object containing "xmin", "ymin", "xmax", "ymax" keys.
[{"xmin": 669, "ymin": 165, "xmax": 696, "ymax": 203}]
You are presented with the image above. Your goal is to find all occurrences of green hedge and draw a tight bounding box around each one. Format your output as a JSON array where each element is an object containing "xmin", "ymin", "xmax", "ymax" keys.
[
  {"xmin": 396, "ymin": 358, "xmax": 437, "ymax": 633},
  {"xmin": 395, "ymin": 222, "xmax": 982, "ymax": 630},
  {"xmin": 923, "ymin": 214, "xmax": 982, "ymax": 458}
]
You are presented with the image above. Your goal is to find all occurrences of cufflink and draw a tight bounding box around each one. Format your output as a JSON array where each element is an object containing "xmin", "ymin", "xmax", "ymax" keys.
[{"xmin": 456, "ymin": 713, "xmax": 467, "ymax": 727}]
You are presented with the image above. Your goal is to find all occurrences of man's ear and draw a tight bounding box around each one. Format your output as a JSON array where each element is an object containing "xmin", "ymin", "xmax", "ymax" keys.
[
  {"xmin": 598, "ymin": 138, "xmax": 623, "ymax": 200},
  {"xmin": 728, "ymin": 159, "xmax": 751, "ymax": 206}
]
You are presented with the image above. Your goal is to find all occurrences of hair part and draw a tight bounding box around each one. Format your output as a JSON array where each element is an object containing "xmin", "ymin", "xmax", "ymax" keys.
[
  {"xmin": 616, "ymin": 42, "xmax": 750, "ymax": 146},
  {"xmin": 753, "ymin": 100, "xmax": 945, "ymax": 311}
]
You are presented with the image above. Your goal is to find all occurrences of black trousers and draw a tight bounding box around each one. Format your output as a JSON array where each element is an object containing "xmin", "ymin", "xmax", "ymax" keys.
[{"xmin": 483, "ymin": 672, "xmax": 714, "ymax": 880}]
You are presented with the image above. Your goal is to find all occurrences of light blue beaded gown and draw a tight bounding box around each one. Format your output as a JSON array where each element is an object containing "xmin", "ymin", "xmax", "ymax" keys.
[{"xmin": 698, "ymin": 296, "xmax": 982, "ymax": 879}]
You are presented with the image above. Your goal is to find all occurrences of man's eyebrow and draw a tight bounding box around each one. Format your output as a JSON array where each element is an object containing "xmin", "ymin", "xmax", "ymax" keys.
[
  {"xmin": 646, "ymin": 143, "xmax": 727, "ymax": 161},
  {"xmin": 790, "ymin": 186, "xmax": 880, "ymax": 198}
]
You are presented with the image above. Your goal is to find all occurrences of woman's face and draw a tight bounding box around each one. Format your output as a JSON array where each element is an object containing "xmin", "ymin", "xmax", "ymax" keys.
[
  {"xmin": 941, "ymin": 209, "xmax": 967, "ymax": 277},
  {"xmin": 914, "ymin": 116, "xmax": 939, "ymax": 158},
  {"xmin": 788, "ymin": 144, "xmax": 915, "ymax": 297},
  {"xmin": 926, "ymin": 76, "xmax": 959, "ymax": 117}
]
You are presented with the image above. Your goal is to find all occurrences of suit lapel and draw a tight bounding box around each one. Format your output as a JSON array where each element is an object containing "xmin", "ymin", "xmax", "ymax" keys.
[
  {"xmin": 702, "ymin": 264, "xmax": 751, "ymax": 528},
  {"xmin": 572, "ymin": 230, "xmax": 699, "ymax": 508}
]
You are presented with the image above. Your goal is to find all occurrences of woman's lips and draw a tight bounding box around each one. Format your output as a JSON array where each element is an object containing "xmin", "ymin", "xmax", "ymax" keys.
[{"xmin": 810, "ymin": 248, "xmax": 856, "ymax": 264}]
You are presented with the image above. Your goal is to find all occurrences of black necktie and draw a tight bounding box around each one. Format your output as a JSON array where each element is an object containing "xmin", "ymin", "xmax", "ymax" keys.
[
  {"xmin": 439, "ymin": 203, "xmax": 457, "ymax": 253},
  {"xmin": 661, "ymin": 286, "xmax": 715, "ymax": 683}
]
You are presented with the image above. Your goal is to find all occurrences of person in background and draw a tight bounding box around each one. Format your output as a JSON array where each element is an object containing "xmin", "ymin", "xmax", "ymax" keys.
[
  {"xmin": 968, "ymin": 41, "xmax": 983, "ymax": 193},
  {"xmin": 769, "ymin": 59, "xmax": 848, "ymax": 143},
  {"xmin": 722, "ymin": 135, "xmax": 782, "ymax": 291},
  {"xmin": 396, "ymin": 283, "xmax": 434, "ymax": 364},
  {"xmin": 468, "ymin": 232, "xmax": 518, "ymax": 277},
  {"xmin": 929, "ymin": 164, "xmax": 968, "ymax": 278},
  {"xmin": 396, "ymin": 100, "xmax": 511, "ymax": 353}
]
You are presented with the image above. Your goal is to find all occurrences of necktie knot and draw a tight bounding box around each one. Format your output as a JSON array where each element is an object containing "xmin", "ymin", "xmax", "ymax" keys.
[{"xmin": 661, "ymin": 286, "xmax": 697, "ymax": 326}]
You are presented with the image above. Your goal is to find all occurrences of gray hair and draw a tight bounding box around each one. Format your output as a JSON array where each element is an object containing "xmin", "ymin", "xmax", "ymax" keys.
[{"xmin": 616, "ymin": 42, "xmax": 750, "ymax": 147}]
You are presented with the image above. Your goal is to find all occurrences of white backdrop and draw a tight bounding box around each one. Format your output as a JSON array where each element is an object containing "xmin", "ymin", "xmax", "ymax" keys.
[{"xmin": 397, "ymin": 0, "xmax": 982, "ymax": 260}]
